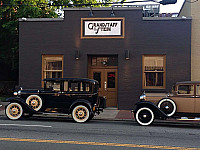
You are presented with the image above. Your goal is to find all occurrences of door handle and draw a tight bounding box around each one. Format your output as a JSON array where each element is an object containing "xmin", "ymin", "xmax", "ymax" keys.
[{"xmin": 104, "ymin": 81, "xmax": 107, "ymax": 91}]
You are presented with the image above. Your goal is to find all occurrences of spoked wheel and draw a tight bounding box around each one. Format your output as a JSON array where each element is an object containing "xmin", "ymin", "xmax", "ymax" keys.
[
  {"xmin": 135, "ymin": 107, "xmax": 154, "ymax": 126},
  {"xmin": 158, "ymin": 99, "xmax": 176, "ymax": 117},
  {"xmin": 72, "ymin": 105, "xmax": 90, "ymax": 123},
  {"xmin": 5, "ymin": 103, "xmax": 23, "ymax": 120},
  {"xmin": 26, "ymin": 95, "xmax": 42, "ymax": 111}
]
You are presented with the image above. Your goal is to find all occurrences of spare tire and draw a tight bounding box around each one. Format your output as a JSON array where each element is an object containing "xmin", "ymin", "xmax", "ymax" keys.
[
  {"xmin": 157, "ymin": 99, "xmax": 176, "ymax": 117},
  {"xmin": 26, "ymin": 95, "xmax": 43, "ymax": 111}
]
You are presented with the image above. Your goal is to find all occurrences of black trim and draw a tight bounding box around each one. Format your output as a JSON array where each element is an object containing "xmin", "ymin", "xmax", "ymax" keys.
[
  {"xmin": 135, "ymin": 101, "xmax": 168, "ymax": 120},
  {"xmin": 6, "ymin": 97, "xmax": 36, "ymax": 114}
]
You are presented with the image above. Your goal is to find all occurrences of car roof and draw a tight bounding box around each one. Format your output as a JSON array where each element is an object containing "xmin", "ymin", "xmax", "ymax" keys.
[
  {"xmin": 43, "ymin": 78, "xmax": 98, "ymax": 83},
  {"xmin": 176, "ymin": 81, "xmax": 200, "ymax": 84}
]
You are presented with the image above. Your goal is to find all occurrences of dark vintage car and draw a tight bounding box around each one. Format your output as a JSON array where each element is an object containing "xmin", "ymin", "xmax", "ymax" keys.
[
  {"xmin": 133, "ymin": 81, "xmax": 200, "ymax": 126},
  {"xmin": 5, "ymin": 78, "xmax": 106, "ymax": 123}
]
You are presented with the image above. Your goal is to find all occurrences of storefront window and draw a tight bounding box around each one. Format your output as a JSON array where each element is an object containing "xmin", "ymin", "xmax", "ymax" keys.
[
  {"xmin": 143, "ymin": 55, "xmax": 166, "ymax": 89},
  {"xmin": 42, "ymin": 55, "xmax": 63, "ymax": 82}
]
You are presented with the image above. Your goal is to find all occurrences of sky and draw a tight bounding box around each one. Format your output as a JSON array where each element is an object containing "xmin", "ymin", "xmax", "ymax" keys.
[{"xmin": 124, "ymin": 0, "xmax": 185, "ymax": 13}]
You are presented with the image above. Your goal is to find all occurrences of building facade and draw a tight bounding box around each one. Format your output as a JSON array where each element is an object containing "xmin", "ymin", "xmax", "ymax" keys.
[
  {"xmin": 19, "ymin": 8, "xmax": 191, "ymax": 110},
  {"xmin": 179, "ymin": 0, "xmax": 200, "ymax": 81}
]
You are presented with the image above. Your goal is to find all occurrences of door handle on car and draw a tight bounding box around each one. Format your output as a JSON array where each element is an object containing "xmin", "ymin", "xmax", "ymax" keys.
[{"xmin": 58, "ymin": 91, "xmax": 65, "ymax": 94}]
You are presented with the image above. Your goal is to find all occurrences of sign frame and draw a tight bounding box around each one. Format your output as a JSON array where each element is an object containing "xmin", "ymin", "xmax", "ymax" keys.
[{"xmin": 81, "ymin": 18, "xmax": 125, "ymax": 39}]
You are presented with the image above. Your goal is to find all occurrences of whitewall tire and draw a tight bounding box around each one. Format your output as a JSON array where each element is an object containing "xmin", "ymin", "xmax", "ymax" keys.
[
  {"xmin": 26, "ymin": 95, "xmax": 42, "ymax": 111},
  {"xmin": 135, "ymin": 107, "xmax": 154, "ymax": 126},
  {"xmin": 6, "ymin": 103, "xmax": 23, "ymax": 120},
  {"xmin": 72, "ymin": 105, "xmax": 90, "ymax": 123},
  {"xmin": 157, "ymin": 99, "xmax": 176, "ymax": 117}
]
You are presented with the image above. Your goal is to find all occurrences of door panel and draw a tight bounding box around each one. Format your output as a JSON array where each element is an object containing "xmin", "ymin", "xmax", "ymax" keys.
[
  {"xmin": 90, "ymin": 68, "xmax": 118, "ymax": 107},
  {"xmin": 195, "ymin": 84, "xmax": 200, "ymax": 113},
  {"xmin": 173, "ymin": 97, "xmax": 195, "ymax": 113}
]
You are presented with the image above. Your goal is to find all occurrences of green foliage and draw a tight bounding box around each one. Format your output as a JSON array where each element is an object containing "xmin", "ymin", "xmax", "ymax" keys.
[
  {"xmin": 0, "ymin": 0, "xmax": 58, "ymax": 81},
  {"xmin": 0, "ymin": 0, "xmax": 117, "ymax": 81}
]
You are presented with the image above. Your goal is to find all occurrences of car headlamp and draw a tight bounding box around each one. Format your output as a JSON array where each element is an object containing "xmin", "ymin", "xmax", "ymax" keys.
[
  {"xmin": 13, "ymin": 90, "xmax": 21, "ymax": 96},
  {"xmin": 140, "ymin": 93, "xmax": 146, "ymax": 101}
]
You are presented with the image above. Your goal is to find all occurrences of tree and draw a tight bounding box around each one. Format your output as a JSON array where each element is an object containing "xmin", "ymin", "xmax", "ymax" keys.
[
  {"xmin": 0, "ymin": 0, "xmax": 58, "ymax": 81},
  {"xmin": 0, "ymin": 0, "xmax": 118, "ymax": 81}
]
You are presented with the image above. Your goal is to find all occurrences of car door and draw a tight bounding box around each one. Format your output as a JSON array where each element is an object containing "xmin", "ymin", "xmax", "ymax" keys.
[
  {"xmin": 43, "ymin": 80, "xmax": 67, "ymax": 108},
  {"xmin": 173, "ymin": 84, "xmax": 195, "ymax": 113},
  {"xmin": 195, "ymin": 84, "xmax": 200, "ymax": 113}
]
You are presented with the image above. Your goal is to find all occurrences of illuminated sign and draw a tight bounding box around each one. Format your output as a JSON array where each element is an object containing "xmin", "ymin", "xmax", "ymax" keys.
[{"xmin": 81, "ymin": 18, "xmax": 125, "ymax": 39}]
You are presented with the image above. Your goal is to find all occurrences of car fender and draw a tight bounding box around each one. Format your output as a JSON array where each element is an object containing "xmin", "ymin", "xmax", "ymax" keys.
[
  {"xmin": 6, "ymin": 97, "xmax": 36, "ymax": 114},
  {"xmin": 69, "ymin": 99, "xmax": 93, "ymax": 114},
  {"xmin": 135, "ymin": 101, "xmax": 168, "ymax": 119}
]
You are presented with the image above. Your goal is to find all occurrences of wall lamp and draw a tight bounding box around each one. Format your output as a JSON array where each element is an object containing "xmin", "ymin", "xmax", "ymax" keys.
[
  {"xmin": 88, "ymin": 6, "xmax": 94, "ymax": 17},
  {"xmin": 125, "ymin": 50, "xmax": 130, "ymax": 60},
  {"xmin": 110, "ymin": 7, "xmax": 115, "ymax": 17},
  {"xmin": 75, "ymin": 50, "xmax": 80, "ymax": 60}
]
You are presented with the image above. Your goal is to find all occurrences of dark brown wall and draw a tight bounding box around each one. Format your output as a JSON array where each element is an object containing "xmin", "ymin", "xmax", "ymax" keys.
[{"xmin": 19, "ymin": 8, "xmax": 191, "ymax": 110}]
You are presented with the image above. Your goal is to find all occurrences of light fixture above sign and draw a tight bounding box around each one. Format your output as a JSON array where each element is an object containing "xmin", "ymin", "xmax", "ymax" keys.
[{"xmin": 81, "ymin": 18, "xmax": 125, "ymax": 39}]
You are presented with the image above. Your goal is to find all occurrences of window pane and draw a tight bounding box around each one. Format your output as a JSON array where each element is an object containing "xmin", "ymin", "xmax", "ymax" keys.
[
  {"xmin": 93, "ymin": 72, "xmax": 101, "ymax": 88},
  {"xmin": 45, "ymin": 71, "xmax": 62, "ymax": 78},
  {"xmin": 46, "ymin": 81, "xmax": 60, "ymax": 91},
  {"xmin": 145, "ymin": 72, "xmax": 163, "ymax": 86},
  {"xmin": 43, "ymin": 55, "xmax": 63, "ymax": 80},
  {"xmin": 143, "ymin": 55, "xmax": 165, "ymax": 88},
  {"xmin": 86, "ymin": 83, "xmax": 91, "ymax": 92},
  {"xmin": 107, "ymin": 72, "xmax": 115, "ymax": 88},
  {"xmin": 64, "ymin": 81, "xmax": 68, "ymax": 91},
  {"xmin": 91, "ymin": 56, "xmax": 118, "ymax": 67},
  {"xmin": 45, "ymin": 61, "xmax": 62, "ymax": 70},
  {"xmin": 44, "ymin": 57, "xmax": 62, "ymax": 70},
  {"xmin": 69, "ymin": 82, "xmax": 79, "ymax": 92},
  {"xmin": 197, "ymin": 85, "xmax": 200, "ymax": 95},
  {"xmin": 178, "ymin": 85, "xmax": 194, "ymax": 95},
  {"xmin": 144, "ymin": 56, "xmax": 164, "ymax": 69}
]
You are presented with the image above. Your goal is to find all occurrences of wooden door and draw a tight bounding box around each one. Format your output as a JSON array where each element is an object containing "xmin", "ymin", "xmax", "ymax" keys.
[{"xmin": 90, "ymin": 68, "xmax": 118, "ymax": 107}]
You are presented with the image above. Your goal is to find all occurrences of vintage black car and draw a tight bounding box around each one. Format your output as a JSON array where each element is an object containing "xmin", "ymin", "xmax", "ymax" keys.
[{"xmin": 5, "ymin": 78, "xmax": 105, "ymax": 123}]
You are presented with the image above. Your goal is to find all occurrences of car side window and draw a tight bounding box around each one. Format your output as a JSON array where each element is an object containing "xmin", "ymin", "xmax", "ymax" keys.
[
  {"xmin": 177, "ymin": 85, "xmax": 194, "ymax": 95},
  {"xmin": 69, "ymin": 82, "xmax": 79, "ymax": 92},
  {"xmin": 64, "ymin": 81, "xmax": 69, "ymax": 91},
  {"xmin": 196, "ymin": 84, "xmax": 200, "ymax": 95},
  {"xmin": 46, "ymin": 81, "xmax": 61, "ymax": 91}
]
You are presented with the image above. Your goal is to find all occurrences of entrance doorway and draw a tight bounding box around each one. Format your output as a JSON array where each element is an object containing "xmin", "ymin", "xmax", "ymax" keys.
[{"xmin": 88, "ymin": 56, "xmax": 118, "ymax": 107}]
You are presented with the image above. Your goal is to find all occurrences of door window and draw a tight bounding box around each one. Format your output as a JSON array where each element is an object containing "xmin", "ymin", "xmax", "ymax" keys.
[
  {"xmin": 46, "ymin": 81, "xmax": 61, "ymax": 91},
  {"xmin": 196, "ymin": 84, "xmax": 200, "ymax": 95},
  {"xmin": 177, "ymin": 85, "xmax": 194, "ymax": 95},
  {"xmin": 107, "ymin": 72, "xmax": 115, "ymax": 88}
]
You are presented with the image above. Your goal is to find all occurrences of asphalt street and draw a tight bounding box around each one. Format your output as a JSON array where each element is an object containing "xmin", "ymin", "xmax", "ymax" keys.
[{"xmin": 0, "ymin": 115, "xmax": 200, "ymax": 150}]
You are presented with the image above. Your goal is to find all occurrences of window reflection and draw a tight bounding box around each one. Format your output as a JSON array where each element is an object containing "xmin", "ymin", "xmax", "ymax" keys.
[{"xmin": 178, "ymin": 85, "xmax": 194, "ymax": 95}]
